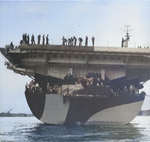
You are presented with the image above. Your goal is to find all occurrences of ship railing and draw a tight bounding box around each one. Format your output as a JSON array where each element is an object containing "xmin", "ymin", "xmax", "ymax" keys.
[
  {"xmin": 25, "ymin": 80, "xmax": 140, "ymax": 98},
  {"xmin": 62, "ymin": 93, "xmax": 109, "ymax": 98},
  {"xmin": 25, "ymin": 81, "xmax": 59, "ymax": 94}
]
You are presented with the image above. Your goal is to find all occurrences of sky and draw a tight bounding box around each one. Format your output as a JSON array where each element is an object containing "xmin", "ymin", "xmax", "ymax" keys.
[{"xmin": 0, "ymin": 0, "xmax": 150, "ymax": 113}]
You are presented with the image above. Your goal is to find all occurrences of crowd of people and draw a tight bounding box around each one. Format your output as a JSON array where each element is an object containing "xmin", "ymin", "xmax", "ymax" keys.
[
  {"xmin": 20, "ymin": 33, "xmax": 49, "ymax": 45},
  {"xmin": 77, "ymin": 72, "xmax": 140, "ymax": 97},
  {"xmin": 6, "ymin": 33, "xmax": 149, "ymax": 50},
  {"xmin": 122, "ymin": 85, "xmax": 139, "ymax": 96},
  {"xmin": 25, "ymin": 80, "xmax": 59, "ymax": 94},
  {"xmin": 112, "ymin": 84, "xmax": 139, "ymax": 97},
  {"xmin": 20, "ymin": 34, "xmax": 95, "ymax": 47},
  {"xmin": 47, "ymin": 83, "xmax": 59, "ymax": 94},
  {"xmin": 62, "ymin": 36, "xmax": 95, "ymax": 46},
  {"xmin": 6, "ymin": 33, "xmax": 149, "ymax": 51},
  {"xmin": 25, "ymin": 80, "xmax": 42, "ymax": 93},
  {"xmin": 25, "ymin": 70, "xmax": 140, "ymax": 97},
  {"xmin": 25, "ymin": 79, "xmax": 139, "ymax": 97},
  {"xmin": 78, "ymin": 72, "xmax": 110, "ymax": 88}
]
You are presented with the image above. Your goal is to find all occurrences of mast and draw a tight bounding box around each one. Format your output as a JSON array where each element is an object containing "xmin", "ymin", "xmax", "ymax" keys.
[{"xmin": 121, "ymin": 25, "xmax": 133, "ymax": 48}]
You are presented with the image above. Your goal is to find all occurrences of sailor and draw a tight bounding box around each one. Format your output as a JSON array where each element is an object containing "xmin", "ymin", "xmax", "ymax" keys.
[
  {"xmin": 71, "ymin": 37, "xmax": 73, "ymax": 46},
  {"xmin": 29, "ymin": 80, "xmax": 35, "ymax": 92},
  {"xmin": 85, "ymin": 36, "xmax": 88, "ymax": 46},
  {"xmin": 35, "ymin": 82, "xmax": 39, "ymax": 88},
  {"xmin": 123, "ymin": 86, "xmax": 128, "ymax": 96},
  {"xmin": 121, "ymin": 38, "xmax": 124, "ymax": 47},
  {"xmin": 22, "ymin": 34, "xmax": 24, "ymax": 43},
  {"xmin": 47, "ymin": 83, "xmax": 50, "ymax": 93},
  {"xmin": 80, "ymin": 77, "xmax": 87, "ymax": 88},
  {"xmin": 53, "ymin": 84, "xmax": 58, "ymax": 93},
  {"xmin": 22, "ymin": 34, "xmax": 25, "ymax": 43},
  {"xmin": 73, "ymin": 36, "xmax": 77, "ymax": 46},
  {"xmin": 10, "ymin": 42, "xmax": 14, "ymax": 50},
  {"xmin": 22, "ymin": 33, "xmax": 27, "ymax": 43},
  {"xmin": 64, "ymin": 38, "xmax": 68, "ymax": 45},
  {"xmin": 62, "ymin": 36, "xmax": 68, "ymax": 45},
  {"xmin": 31, "ymin": 34, "xmax": 35, "ymax": 44},
  {"xmin": 91, "ymin": 36, "xmax": 95, "ymax": 46},
  {"xmin": 26, "ymin": 34, "xmax": 30, "ymax": 44},
  {"xmin": 46, "ymin": 34, "xmax": 49, "ymax": 45},
  {"xmin": 129, "ymin": 85, "xmax": 134, "ymax": 96},
  {"xmin": 24, "ymin": 33, "xmax": 27, "ymax": 44},
  {"xmin": 62, "ymin": 36, "xmax": 65, "ymax": 45},
  {"xmin": 20, "ymin": 40, "xmax": 23, "ymax": 44},
  {"xmin": 25, "ymin": 83, "xmax": 29, "ymax": 91},
  {"xmin": 68, "ymin": 38, "xmax": 71, "ymax": 46},
  {"xmin": 78, "ymin": 37, "xmax": 83, "ymax": 46},
  {"xmin": 88, "ymin": 77, "xmax": 93, "ymax": 85},
  {"xmin": 37, "ymin": 35, "xmax": 41, "ymax": 44},
  {"xmin": 34, "ymin": 82, "xmax": 39, "ymax": 92},
  {"xmin": 42, "ymin": 34, "xmax": 45, "ymax": 45}
]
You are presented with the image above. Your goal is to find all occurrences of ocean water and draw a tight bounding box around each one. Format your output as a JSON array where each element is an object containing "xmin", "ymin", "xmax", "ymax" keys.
[{"xmin": 0, "ymin": 116, "xmax": 150, "ymax": 142}]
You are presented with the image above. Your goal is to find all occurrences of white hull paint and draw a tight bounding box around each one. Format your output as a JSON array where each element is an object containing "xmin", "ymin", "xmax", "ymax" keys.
[
  {"xmin": 88, "ymin": 101, "xmax": 144, "ymax": 124},
  {"xmin": 40, "ymin": 94, "xmax": 69, "ymax": 124},
  {"xmin": 39, "ymin": 94, "xmax": 144, "ymax": 125}
]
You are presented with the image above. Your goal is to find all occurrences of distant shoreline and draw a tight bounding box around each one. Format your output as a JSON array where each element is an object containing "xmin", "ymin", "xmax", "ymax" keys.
[
  {"xmin": 1, "ymin": 110, "xmax": 149, "ymax": 117},
  {"xmin": 0, "ymin": 112, "xmax": 33, "ymax": 117}
]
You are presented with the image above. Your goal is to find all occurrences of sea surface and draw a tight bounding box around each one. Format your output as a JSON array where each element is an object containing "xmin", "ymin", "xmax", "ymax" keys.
[{"xmin": 0, "ymin": 116, "xmax": 150, "ymax": 142}]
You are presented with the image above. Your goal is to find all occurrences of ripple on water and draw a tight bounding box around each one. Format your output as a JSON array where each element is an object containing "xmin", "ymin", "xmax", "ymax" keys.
[{"xmin": 0, "ymin": 116, "xmax": 150, "ymax": 142}]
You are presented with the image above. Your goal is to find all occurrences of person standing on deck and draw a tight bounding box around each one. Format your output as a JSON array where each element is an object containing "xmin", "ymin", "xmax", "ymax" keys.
[
  {"xmin": 31, "ymin": 34, "xmax": 35, "ymax": 44},
  {"xmin": 27, "ymin": 34, "xmax": 30, "ymax": 44},
  {"xmin": 24, "ymin": 33, "xmax": 27, "ymax": 44},
  {"xmin": 22, "ymin": 33, "xmax": 25, "ymax": 43},
  {"xmin": 37, "ymin": 35, "xmax": 41, "ymax": 44},
  {"xmin": 46, "ymin": 34, "xmax": 49, "ymax": 45},
  {"xmin": 78, "ymin": 37, "xmax": 83, "ymax": 46},
  {"xmin": 91, "ymin": 36, "xmax": 95, "ymax": 46},
  {"xmin": 73, "ymin": 36, "xmax": 77, "ymax": 46},
  {"xmin": 42, "ymin": 34, "xmax": 45, "ymax": 45},
  {"xmin": 85, "ymin": 36, "xmax": 88, "ymax": 46}
]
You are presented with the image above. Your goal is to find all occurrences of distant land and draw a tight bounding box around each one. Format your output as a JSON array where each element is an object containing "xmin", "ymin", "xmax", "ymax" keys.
[
  {"xmin": 0, "ymin": 110, "xmax": 149, "ymax": 117},
  {"xmin": 0, "ymin": 112, "xmax": 33, "ymax": 117},
  {"xmin": 138, "ymin": 109, "xmax": 150, "ymax": 116}
]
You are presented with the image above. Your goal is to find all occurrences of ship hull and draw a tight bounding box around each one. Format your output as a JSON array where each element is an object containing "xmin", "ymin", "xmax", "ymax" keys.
[{"xmin": 25, "ymin": 92, "xmax": 145, "ymax": 125}]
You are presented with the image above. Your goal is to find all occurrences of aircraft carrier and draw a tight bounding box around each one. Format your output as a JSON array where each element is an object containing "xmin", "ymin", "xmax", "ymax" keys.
[{"xmin": 0, "ymin": 30, "xmax": 149, "ymax": 125}]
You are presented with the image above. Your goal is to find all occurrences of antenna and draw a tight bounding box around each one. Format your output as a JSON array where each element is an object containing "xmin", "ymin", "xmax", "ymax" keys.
[{"xmin": 121, "ymin": 25, "xmax": 133, "ymax": 48}]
